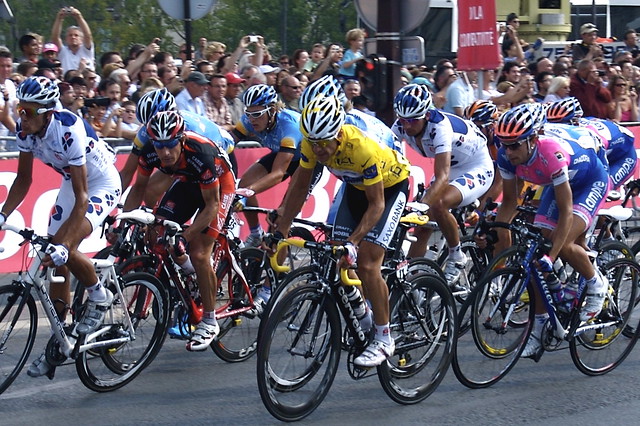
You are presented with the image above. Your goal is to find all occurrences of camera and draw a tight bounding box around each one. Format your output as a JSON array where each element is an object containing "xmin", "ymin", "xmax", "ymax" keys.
[
  {"xmin": 249, "ymin": 35, "xmax": 258, "ymax": 43},
  {"xmin": 597, "ymin": 70, "xmax": 606, "ymax": 77},
  {"xmin": 63, "ymin": 6, "xmax": 72, "ymax": 13}
]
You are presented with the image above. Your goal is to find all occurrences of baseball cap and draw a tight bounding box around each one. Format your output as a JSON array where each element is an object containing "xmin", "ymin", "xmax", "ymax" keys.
[
  {"xmin": 580, "ymin": 23, "xmax": 598, "ymax": 35},
  {"xmin": 185, "ymin": 71, "xmax": 209, "ymax": 85},
  {"xmin": 258, "ymin": 64, "xmax": 280, "ymax": 74},
  {"xmin": 225, "ymin": 72, "xmax": 246, "ymax": 84},
  {"xmin": 43, "ymin": 42, "xmax": 59, "ymax": 53}
]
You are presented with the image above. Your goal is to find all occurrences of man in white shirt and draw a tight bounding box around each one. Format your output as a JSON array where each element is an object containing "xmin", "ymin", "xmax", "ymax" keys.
[
  {"xmin": 0, "ymin": 48, "xmax": 17, "ymax": 149},
  {"xmin": 50, "ymin": 6, "xmax": 95, "ymax": 72},
  {"xmin": 175, "ymin": 71, "xmax": 208, "ymax": 116}
]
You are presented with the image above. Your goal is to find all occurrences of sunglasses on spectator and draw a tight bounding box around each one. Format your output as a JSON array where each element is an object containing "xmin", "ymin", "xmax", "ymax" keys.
[
  {"xmin": 245, "ymin": 107, "xmax": 270, "ymax": 119},
  {"xmin": 152, "ymin": 138, "xmax": 181, "ymax": 149},
  {"xmin": 17, "ymin": 105, "xmax": 52, "ymax": 118}
]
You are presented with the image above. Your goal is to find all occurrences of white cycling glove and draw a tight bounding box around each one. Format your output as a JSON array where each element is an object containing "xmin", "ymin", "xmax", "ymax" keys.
[
  {"xmin": 343, "ymin": 242, "xmax": 358, "ymax": 267},
  {"xmin": 46, "ymin": 244, "xmax": 69, "ymax": 266}
]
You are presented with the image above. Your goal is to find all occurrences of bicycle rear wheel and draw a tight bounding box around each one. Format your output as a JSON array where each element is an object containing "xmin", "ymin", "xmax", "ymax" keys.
[
  {"xmin": 378, "ymin": 273, "xmax": 456, "ymax": 404},
  {"xmin": 211, "ymin": 252, "xmax": 261, "ymax": 362},
  {"xmin": 256, "ymin": 284, "xmax": 341, "ymax": 422},
  {"xmin": 75, "ymin": 272, "xmax": 170, "ymax": 392},
  {"xmin": 570, "ymin": 258, "xmax": 640, "ymax": 375},
  {"xmin": 0, "ymin": 284, "xmax": 38, "ymax": 395},
  {"xmin": 452, "ymin": 267, "xmax": 533, "ymax": 389}
]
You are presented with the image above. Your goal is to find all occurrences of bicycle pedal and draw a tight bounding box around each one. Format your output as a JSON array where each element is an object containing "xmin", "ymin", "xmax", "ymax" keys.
[{"xmin": 45, "ymin": 366, "xmax": 56, "ymax": 381}]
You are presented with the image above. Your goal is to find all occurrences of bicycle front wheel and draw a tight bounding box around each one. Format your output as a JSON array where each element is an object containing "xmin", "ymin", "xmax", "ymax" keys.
[
  {"xmin": 452, "ymin": 267, "xmax": 533, "ymax": 389},
  {"xmin": 0, "ymin": 284, "xmax": 38, "ymax": 395},
  {"xmin": 256, "ymin": 284, "xmax": 341, "ymax": 422},
  {"xmin": 211, "ymin": 252, "xmax": 261, "ymax": 362},
  {"xmin": 570, "ymin": 258, "xmax": 640, "ymax": 375},
  {"xmin": 75, "ymin": 272, "xmax": 170, "ymax": 392},
  {"xmin": 378, "ymin": 273, "xmax": 456, "ymax": 404}
]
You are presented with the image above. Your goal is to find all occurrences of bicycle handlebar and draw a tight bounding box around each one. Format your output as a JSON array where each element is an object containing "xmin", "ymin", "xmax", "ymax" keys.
[{"xmin": 266, "ymin": 235, "xmax": 362, "ymax": 286}]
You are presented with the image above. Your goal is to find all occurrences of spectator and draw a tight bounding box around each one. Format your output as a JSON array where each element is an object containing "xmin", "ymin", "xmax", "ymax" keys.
[
  {"xmin": 622, "ymin": 29, "xmax": 639, "ymax": 57},
  {"xmin": 100, "ymin": 51, "xmax": 124, "ymax": 71},
  {"xmin": 246, "ymin": 71, "xmax": 267, "ymax": 87},
  {"xmin": 224, "ymin": 72, "xmax": 245, "ymax": 124},
  {"xmin": 0, "ymin": 49, "xmax": 17, "ymax": 129},
  {"xmin": 338, "ymin": 28, "xmax": 365, "ymax": 79},
  {"xmin": 130, "ymin": 76, "xmax": 163, "ymax": 103},
  {"xmin": 278, "ymin": 75, "xmax": 302, "ymax": 112},
  {"xmin": 125, "ymin": 38, "xmax": 160, "ymax": 83},
  {"xmin": 110, "ymin": 68, "xmax": 133, "ymax": 101},
  {"xmin": 608, "ymin": 75, "xmax": 638, "ymax": 122},
  {"xmin": 84, "ymin": 96, "xmax": 110, "ymax": 136},
  {"xmin": 101, "ymin": 62, "xmax": 122, "ymax": 80},
  {"xmin": 195, "ymin": 37, "xmax": 208, "ymax": 60},
  {"xmin": 41, "ymin": 42, "xmax": 59, "ymax": 62},
  {"xmin": 177, "ymin": 43, "xmax": 194, "ymax": 63},
  {"xmin": 51, "ymin": 6, "xmax": 95, "ymax": 72},
  {"xmin": 343, "ymin": 79, "xmax": 361, "ymax": 101},
  {"xmin": 125, "ymin": 43, "xmax": 145, "ymax": 66},
  {"xmin": 614, "ymin": 50, "xmax": 634, "ymax": 66},
  {"xmin": 175, "ymin": 71, "xmax": 208, "ymax": 115},
  {"xmin": 443, "ymin": 71, "xmax": 475, "ymax": 116},
  {"xmin": 204, "ymin": 73, "xmax": 233, "ymax": 131},
  {"xmin": 16, "ymin": 61, "xmax": 38, "ymax": 78},
  {"xmin": 57, "ymin": 81, "xmax": 83, "ymax": 116},
  {"xmin": 553, "ymin": 60, "xmax": 570, "ymax": 77},
  {"xmin": 620, "ymin": 60, "xmax": 635, "ymax": 81},
  {"xmin": 137, "ymin": 61, "xmax": 159, "ymax": 86},
  {"xmin": 304, "ymin": 43, "xmax": 326, "ymax": 75},
  {"xmin": 197, "ymin": 60, "xmax": 215, "ymax": 78},
  {"xmin": 204, "ymin": 41, "xmax": 226, "ymax": 63},
  {"xmin": 108, "ymin": 99, "xmax": 140, "ymax": 143},
  {"xmin": 216, "ymin": 54, "xmax": 238, "ymax": 75},
  {"xmin": 570, "ymin": 59, "xmax": 612, "ymax": 118},
  {"xmin": 501, "ymin": 14, "xmax": 525, "ymax": 63},
  {"xmin": 294, "ymin": 71, "xmax": 310, "ymax": 89},
  {"xmin": 81, "ymin": 68, "xmax": 98, "ymax": 96},
  {"xmin": 535, "ymin": 57, "xmax": 554, "ymax": 76},
  {"xmin": 278, "ymin": 55, "xmax": 290, "ymax": 69},
  {"xmin": 433, "ymin": 66, "xmax": 457, "ymax": 109},
  {"xmin": 240, "ymin": 64, "xmax": 259, "ymax": 80},
  {"xmin": 275, "ymin": 69, "xmax": 291, "ymax": 91},
  {"xmin": 311, "ymin": 44, "xmax": 343, "ymax": 81},
  {"xmin": 258, "ymin": 64, "xmax": 279, "ymax": 86},
  {"xmin": 17, "ymin": 33, "xmax": 42, "ymax": 64},
  {"xmin": 158, "ymin": 65, "xmax": 182, "ymax": 95},
  {"xmin": 96, "ymin": 78, "xmax": 122, "ymax": 123},
  {"xmin": 292, "ymin": 48, "xmax": 309, "ymax": 73},
  {"xmin": 572, "ymin": 23, "xmax": 604, "ymax": 62},
  {"xmin": 534, "ymin": 71, "xmax": 553, "ymax": 102},
  {"xmin": 68, "ymin": 76, "xmax": 89, "ymax": 101}
]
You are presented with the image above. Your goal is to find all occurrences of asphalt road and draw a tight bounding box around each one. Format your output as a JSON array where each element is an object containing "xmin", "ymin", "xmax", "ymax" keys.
[{"xmin": 2, "ymin": 270, "xmax": 640, "ymax": 426}]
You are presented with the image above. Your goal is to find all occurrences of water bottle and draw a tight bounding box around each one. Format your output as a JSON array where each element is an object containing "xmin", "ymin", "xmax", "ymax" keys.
[
  {"xmin": 546, "ymin": 273, "xmax": 564, "ymax": 305},
  {"xmin": 342, "ymin": 285, "xmax": 367, "ymax": 320}
]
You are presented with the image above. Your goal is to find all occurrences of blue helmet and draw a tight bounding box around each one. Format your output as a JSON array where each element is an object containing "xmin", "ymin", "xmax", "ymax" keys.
[
  {"xmin": 242, "ymin": 84, "xmax": 277, "ymax": 107},
  {"xmin": 299, "ymin": 75, "xmax": 347, "ymax": 110},
  {"xmin": 17, "ymin": 76, "xmax": 59, "ymax": 105},
  {"xmin": 393, "ymin": 84, "xmax": 433, "ymax": 119},
  {"xmin": 136, "ymin": 88, "xmax": 177, "ymax": 124}
]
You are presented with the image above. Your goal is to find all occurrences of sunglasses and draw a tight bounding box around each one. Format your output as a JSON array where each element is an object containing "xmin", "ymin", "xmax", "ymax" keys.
[
  {"xmin": 17, "ymin": 105, "xmax": 52, "ymax": 118},
  {"xmin": 245, "ymin": 107, "xmax": 270, "ymax": 119},
  {"xmin": 502, "ymin": 138, "xmax": 528, "ymax": 151},
  {"xmin": 308, "ymin": 139, "xmax": 332, "ymax": 148},
  {"xmin": 152, "ymin": 138, "xmax": 180, "ymax": 149},
  {"xmin": 399, "ymin": 117, "xmax": 421, "ymax": 125}
]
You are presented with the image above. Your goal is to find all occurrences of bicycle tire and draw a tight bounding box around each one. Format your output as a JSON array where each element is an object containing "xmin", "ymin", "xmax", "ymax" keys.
[
  {"xmin": 75, "ymin": 272, "xmax": 170, "ymax": 392},
  {"xmin": 256, "ymin": 284, "xmax": 341, "ymax": 422},
  {"xmin": 378, "ymin": 273, "xmax": 456, "ymax": 404},
  {"xmin": 570, "ymin": 258, "xmax": 640, "ymax": 375},
  {"xmin": 210, "ymin": 251, "xmax": 261, "ymax": 362},
  {"xmin": 406, "ymin": 257, "xmax": 445, "ymax": 281},
  {"xmin": 452, "ymin": 267, "xmax": 533, "ymax": 389},
  {"xmin": 0, "ymin": 284, "xmax": 38, "ymax": 395}
]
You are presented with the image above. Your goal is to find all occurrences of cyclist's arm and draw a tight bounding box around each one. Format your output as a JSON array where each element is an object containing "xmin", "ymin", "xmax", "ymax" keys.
[
  {"xmin": 420, "ymin": 151, "xmax": 451, "ymax": 206},
  {"xmin": 119, "ymin": 152, "xmax": 140, "ymax": 190},
  {"xmin": 1, "ymin": 151, "xmax": 34, "ymax": 217},
  {"xmin": 548, "ymin": 180, "xmax": 573, "ymax": 261},
  {"xmin": 123, "ymin": 167, "xmax": 151, "ymax": 211},
  {"xmin": 274, "ymin": 165, "xmax": 314, "ymax": 236},
  {"xmin": 183, "ymin": 183, "xmax": 220, "ymax": 242},
  {"xmin": 53, "ymin": 164, "xmax": 90, "ymax": 249},
  {"xmin": 349, "ymin": 180, "xmax": 385, "ymax": 245},
  {"xmin": 247, "ymin": 150, "xmax": 294, "ymax": 194}
]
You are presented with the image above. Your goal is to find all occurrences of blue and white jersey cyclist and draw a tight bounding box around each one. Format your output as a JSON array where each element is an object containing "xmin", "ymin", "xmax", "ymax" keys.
[
  {"xmin": 391, "ymin": 83, "xmax": 494, "ymax": 285},
  {"xmin": 1, "ymin": 76, "xmax": 121, "ymax": 378},
  {"xmin": 231, "ymin": 84, "xmax": 305, "ymax": 249}
]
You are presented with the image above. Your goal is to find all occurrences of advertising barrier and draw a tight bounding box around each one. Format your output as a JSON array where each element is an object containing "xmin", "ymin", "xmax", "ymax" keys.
[{"xmin": 1, "ymin": 124, "xmax": 640, "ymax": 272}]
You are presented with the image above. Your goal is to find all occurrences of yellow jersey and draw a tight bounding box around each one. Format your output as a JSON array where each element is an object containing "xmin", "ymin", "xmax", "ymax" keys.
[{"xmin": 300, "ymin": 124, "xmax": 411, "ymax": 190}]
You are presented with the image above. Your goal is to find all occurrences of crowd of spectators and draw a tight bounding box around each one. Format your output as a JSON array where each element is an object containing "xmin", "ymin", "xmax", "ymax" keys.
[{"xmin": 0, "ymin": 7, "xmax": 639, "ymax": 153}]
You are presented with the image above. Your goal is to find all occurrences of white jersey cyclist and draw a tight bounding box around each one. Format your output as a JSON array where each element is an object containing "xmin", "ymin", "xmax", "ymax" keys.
[{"xmin": 16, "ymin": 108, "xmax": 120, "ymax": 233}]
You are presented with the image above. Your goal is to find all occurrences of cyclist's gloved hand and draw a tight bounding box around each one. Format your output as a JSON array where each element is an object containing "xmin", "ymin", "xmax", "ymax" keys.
[
  {"xmin": 538, "ymin": 254, "xmax": 554, "ymax": 273},
  {"xmin": 343, "ymin": 242, "xmax": 358, "ymax": 267},
  {"xmin": 233, "ymin": 196, "xmax": 248, "ymax": 211},
  {"xmin": 0, "ymin": 212, "xmax": 6, "ymax": 228},
  {"xmin": 46, "ymin": 244, "xmax": 69, "ymax": 266}
]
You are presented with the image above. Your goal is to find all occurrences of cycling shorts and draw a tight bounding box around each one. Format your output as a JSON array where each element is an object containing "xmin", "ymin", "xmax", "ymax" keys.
[
  {"xmin": 155, "ymin": 173, "xmax": 235, "ymax": 239},
  {"xmin": 426, "ymin": 158, "xmax": 495, "ymax": 208},
  {"xmin": 49, "ymin": 166, "xmax": 121, "ymax": 236},
  {"xmin": 332, "ymin": 179, "xmax": 409, "ymax": 249},
  {"xmin": 608, "ymin": 155, "xmax": 637, "ymax": 189},
  {"xmin": 534, "ymin": 164, "xmax": 609, "ymax": 231},
  {"xmin": 257, "ymin": 151, "xmax": 299, "ymax": 180}
]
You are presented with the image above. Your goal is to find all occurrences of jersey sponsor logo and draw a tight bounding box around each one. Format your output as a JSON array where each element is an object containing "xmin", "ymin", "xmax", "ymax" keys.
[
  {"xmin": 61, "ymin": 132, "xmax": 73, "ymax": 151},
  {"xmin": 554, "ymin": 151, "xmax": 565, "ymax": 162},
  {"xmin": 51, "ymin": 204, "xmax": 64, "ymax": 221},
  {"xmin": 363, "ymin": 164, "xmax": 379, "ymax": 180},
  {"xmin": 573, "ymin": 154, "xmax": 590, "ymax": 165},
  {"xmin": 201, "ymin": 169, "xmax": 214, "ymax": 180},
  {"xmin": 550, "ymin": 169, "xmax": 564, "ymax": 180},
  {"xmin": 612, "ymin": 157, "xmax": 636, "ymax": 186},
  {"xmin": 583, "ymin": 179, "xmax": 607, "ymax": 210},
  {"xmin": 105, "ymin": 193, "xmax": 116, "ymax": 207},
  {"xmin": 454, "ymin": 173, "xmax": 476, "ymax": 190}
]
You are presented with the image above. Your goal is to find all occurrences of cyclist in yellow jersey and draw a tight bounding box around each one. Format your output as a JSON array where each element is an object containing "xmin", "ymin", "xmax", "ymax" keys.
[{"xmin": 271, "ymin": 96, "xmax": 410, "ymax": 368}]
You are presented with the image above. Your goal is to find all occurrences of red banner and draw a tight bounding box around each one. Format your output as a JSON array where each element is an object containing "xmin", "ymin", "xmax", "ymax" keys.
[
  {"xmin": 457, "ymin": 0, "xmax": 501, "ymax": 71},
  {"xmin": 2, "ymin": 126, "xmax": 640, "ymax": 273}
]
